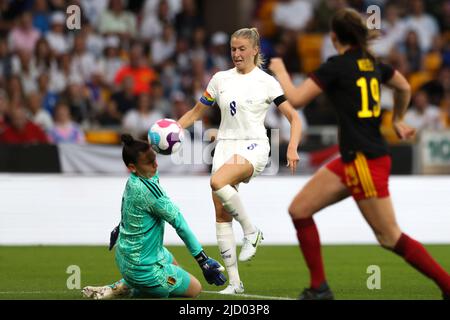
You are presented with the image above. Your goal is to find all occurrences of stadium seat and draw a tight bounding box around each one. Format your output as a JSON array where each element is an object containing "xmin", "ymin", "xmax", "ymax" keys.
[
  {"xmin": 408, "ymin": 71, "xmax": 433, "ymax": 94},
  {"xmin": 257, "ymin": 0, "xmax": 277, "ymax": 38},
  {"xmin": 444, "ymin": 31, "xmax": 450, "ymax": 44},
  {"xmin": 297, "ymin": 33, "xmax": 324, "ymax": 73},
  {"xmin": 380, "ymin": 110, "xmax": 416, "ymax": 145},
  {"xmin": 423, "ymin": 52, "xmax": 442, "ymax": 74},
  {"xmin": 380, "ymin": 110, "xmax": 401, "ymax": 145},
  {"xmin": 85, "ymin": 130, "xmax": 120, "ymax": 144}
]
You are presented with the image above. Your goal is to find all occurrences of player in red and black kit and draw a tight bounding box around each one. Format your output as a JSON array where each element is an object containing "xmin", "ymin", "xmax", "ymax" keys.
[{"xmin": 270, "ymin": 8, "xmax": 450, "ymax": 300}]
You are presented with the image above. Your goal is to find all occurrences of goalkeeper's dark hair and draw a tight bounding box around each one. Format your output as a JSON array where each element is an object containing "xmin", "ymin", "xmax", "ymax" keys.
[
  {"xmin": 331, "ymin": 8, "xmax": 377, "ymax": 61},
  {"xmin": 120, "ymin": 133, "xmax": 154, "ymax": 166}
]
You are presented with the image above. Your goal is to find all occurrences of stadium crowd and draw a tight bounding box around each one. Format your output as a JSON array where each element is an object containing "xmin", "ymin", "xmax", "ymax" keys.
[{"xmin": 0, "ymin": 0, "xmax": 449, "ymax": 145}]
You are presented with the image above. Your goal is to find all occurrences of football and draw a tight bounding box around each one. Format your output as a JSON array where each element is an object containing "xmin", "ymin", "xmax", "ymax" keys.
[{"xmin": 148, "ymin": 118, "xmax": 184, "ymax": 155}]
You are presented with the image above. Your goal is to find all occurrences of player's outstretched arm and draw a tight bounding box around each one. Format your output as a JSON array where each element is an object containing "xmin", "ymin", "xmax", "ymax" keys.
[
  {"xmin": 269, "ymin": 58, "xmax": 322, "ymax": 108},
  {"xmin": 151, "ymin": 196, "xmax": 226, "ymax": 286},
  {"xmin": 278, "ymin": 101, "xmax": 301, "ymax": 174},
  {"xmin": 386, "ymin": 70, "xmax": 416, "ymax": 140},
  {"xmin": 177, "ymin": 101, "xmax": 209, "ymax": 129}
]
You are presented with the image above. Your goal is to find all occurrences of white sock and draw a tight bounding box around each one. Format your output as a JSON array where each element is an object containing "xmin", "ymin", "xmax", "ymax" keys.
[
  {"xmin": 216, "ymin": 222, "xmax": 241, "ymax": 286},
  {"xmin": 214, "ymin": 185, "xmax": 256, "ymax": 236}
]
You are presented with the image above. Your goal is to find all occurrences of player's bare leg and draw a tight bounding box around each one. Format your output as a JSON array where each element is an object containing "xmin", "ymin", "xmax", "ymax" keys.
[
  {"xmin": 357, "ymin": 197, "xmax": 450, "ymax": 298},
  {"xmin": 213, "ymin": 192, "xmax": 244, "ymax": 294},
  {"xmin": 82, "ymin": 279, "xmax": 131, "ymax": 300},
  {"xmin": 289, "ymin": 167, "xmax": 350, "ymax": 300},
  {"xmin": 82, "ymin": 258, "xmax": 182, "ymax": 300},
  {"xmin": 180, "ymin": 274, "xmax": 202, "ymax": 298},
  {"xmin": 211, "ymin": 154, "xmax": 263, "ymax": 262}
]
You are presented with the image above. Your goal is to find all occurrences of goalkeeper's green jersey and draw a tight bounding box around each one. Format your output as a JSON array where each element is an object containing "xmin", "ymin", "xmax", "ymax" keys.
[{"xmin": 116, "ymin": 172, "xmax": 202, "ymax": 270}]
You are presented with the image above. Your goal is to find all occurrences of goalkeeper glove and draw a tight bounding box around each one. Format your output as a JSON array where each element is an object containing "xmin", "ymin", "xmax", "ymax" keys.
[
  {"xmin": 109, "ymin": 224, "xmax": 120, "ymax": 251},
  {"xmin": 195, "ymin": 251, "xmax": 227, "ymax": 286}
]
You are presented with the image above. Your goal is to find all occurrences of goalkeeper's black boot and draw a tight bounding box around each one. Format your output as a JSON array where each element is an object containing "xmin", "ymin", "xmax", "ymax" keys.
[{"xmin": 298, "ymin": 282, "xmax": 334, "ymax": 300}]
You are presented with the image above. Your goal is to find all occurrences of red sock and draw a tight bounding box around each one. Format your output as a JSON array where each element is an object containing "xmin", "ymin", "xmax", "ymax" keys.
[
  {"xmin": 293, "ymin": 217, "xmax": 326, "ymax": 289},
  {"xmin": 394, "ymin": 233, "xmax": 450, "ymax": 294}
]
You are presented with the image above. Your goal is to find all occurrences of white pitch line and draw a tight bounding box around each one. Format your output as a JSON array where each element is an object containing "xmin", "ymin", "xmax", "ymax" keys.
[
  {"xmin": 202, "ymin": 291, "xmax": 295, "ymax": 300},
  {"xmin": 0, "ymin": 290, "xmax": 296, "ymax": 300},
  {"xmin": 0, "ymin": 291, "xmax": 71, "ymax": 294}
]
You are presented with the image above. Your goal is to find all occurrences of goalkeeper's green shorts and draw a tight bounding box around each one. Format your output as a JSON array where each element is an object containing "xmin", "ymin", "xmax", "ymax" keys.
[{"xmin": 116, "ymin": 247, "xmax": 191, "ymax": 298}]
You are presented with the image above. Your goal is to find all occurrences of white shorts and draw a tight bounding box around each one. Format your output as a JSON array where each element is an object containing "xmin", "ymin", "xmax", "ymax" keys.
[{"xmin": 212, "ymin": 139, "xmax": 270, "ymax": 182}]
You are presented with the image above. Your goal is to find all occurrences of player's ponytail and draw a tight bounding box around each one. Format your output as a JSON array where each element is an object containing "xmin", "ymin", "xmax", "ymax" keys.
[
  {"xmin": 121, "ymin": 134, "xmax": 134, "ymax": 146},
  {"xmin": 331, "ymin": 8, "xmax": 376, "ymax": 61},
  {"xmin": 231, "ymin": 27, "xmax": 265, "ymax": 68},
  {"xmin": 120, "ymin": 133, "xmax": 153, "ymax": 167}
]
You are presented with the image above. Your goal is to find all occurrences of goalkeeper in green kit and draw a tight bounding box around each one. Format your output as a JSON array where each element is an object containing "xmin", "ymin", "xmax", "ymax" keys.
[{"xmin": 82, "ymin": 134, "xmax": 226, "ymax": 299}]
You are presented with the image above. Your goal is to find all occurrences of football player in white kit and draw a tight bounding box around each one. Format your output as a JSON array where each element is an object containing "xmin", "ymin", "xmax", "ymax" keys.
[{"xmin": 178, "ymin": 28, "xmax": 302, "ymax": 294}]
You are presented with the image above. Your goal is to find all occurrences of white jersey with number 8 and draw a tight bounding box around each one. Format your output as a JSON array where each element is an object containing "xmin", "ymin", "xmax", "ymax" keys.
[{"xmin": 200, "ymin": 67, "xmax": 285, "ymax": 141}]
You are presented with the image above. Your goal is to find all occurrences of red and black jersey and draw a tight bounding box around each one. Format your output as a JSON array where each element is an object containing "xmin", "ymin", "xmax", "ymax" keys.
[{"xmin": 310, "ymin": 48, "xmax": 395, "ymax": 162}]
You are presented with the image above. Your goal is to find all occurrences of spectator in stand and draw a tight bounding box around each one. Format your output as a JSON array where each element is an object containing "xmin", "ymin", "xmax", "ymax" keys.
[
  {"xmin": 122, "ymin": 92, "xmax": 164, "ymax": 139},
  {"xmin": 142, "ymin": 0, "xmax": 181, "ymax": 23},
  {"xmin": 274, "ymin": 29, "xmax": 301, "ymax": 73},
  {"xmin": 38, "ymin": 72, "xmax": 59, "ymax": 115},
  {"xmin": 207, "ymin": 32, "xmax": 231, "ymax": 72},
  {"xmin": 0, "ymin": 89, "xmax": 9, "ymax": 134},
  {"xmin": 441, "ymin": 92, "xmax": 450, "ymax": 128},
  {"xmin": 81, "ymin": 21, "xmax": 105, "ymax": 60},
  {"xmin": 6, "ymin": 74, "xmax": 25, "ymax": 109},
  {"xmin": 70, "ymin": 33, "xmax": 97, "ymax": 84},
  {"xmin": 0, "ymin": 106, "xmax": 48, "ymax": 144},
  {"xmin": 174, "ymin": 36, "xmax": 191, "ymax": 74},
  {"xmin": 371, "ymin": 3, "xmax": 407, "ymax": 58},
  {"xmin": 402, "ymin": 0, "xmax": 440, "ymax": 53},
  {"xmin": 26, "ymin": 91, "xmax": 54, "ymax": 132},
  {"xmin": 79, "ymin": 0, "xmax": 109, "ymax": 28},
  {"xmin": 47, "ymin": 101, "xmax": 85, "ymax": 144},
  {"xmin": 111, "ymin": 75, "xmax": 137, "ymax": 116},
  {"xmin": 437, "ymin": 0, "xmax": 450, "ymax": 34},
  {"xmin": 48, "ymin": 0, "xmax": 66, "ymax": 12},
  {"xmin": 151, "ymin": 23, "xmax": 177, "ymax": 68},
  {"xmin": 96, "ymin": 99, "xmax": 122, "ymax": 128},
  {"xmin": 404, "ymin": 90, "xmax": 445, "ymax": 132},
  {"xmin": 189, "ymin": 27, "xmax": 208, "ymax": 66},
  {"xmin": 0, "ymin": 37, "xmax": 13, "ymax": 85},
  {"xmin": 313, "ymin": 0, "xmax": 348, "ymax": 33},
  {"xmin": 98, "ymin": 36, "xmax": 124, "ymax": 86},
  {"xmin": 140, "ymin": 0, "xmax": 173, "ymax": 42},
  {"xmin": 174, "ymin": 0, "xmax": 203, "ymax": 41},
  {"xmin": 272, "ymin": 0, "xmax": 313, "ymax": 32},
  {"xmin": 421, "ymin": 67, "xmax": 450, "ymax": 107},
  {"xmin": 98, "ymin": 0, "xmax": 137, "ymax": 40},
  {"xmin": 152, "ymin": 80, "xmax": 172, "ymax": 118},
  {"xmin": 397, "ymin": 30, "xmax": 423, "ymax": 74},
  {"xmin": 32, "ymin": 0, "xmax": 51, "ymax": 35},
  {"xmin": 114, "ymin": 42, "xmax": 157, "ymax": 95},
  {"xmin": 11, "ymin": 49, "xmax": 39, "ymax": 95},
  {"xmin": 46, "ymin": 11, "xmax": 71, "ymax": 56},
  {"xmin": 34, "ymin": 37, "xmax": 54, "ymax": 74},
  {"xmin": 171, "ymin": 90, "xmax": 190, "ymax": 121},
  {"xmin": 64, "ymin": 78, "xmax": 93, "ymax": 125},
  {"xmin": 0, "ymin": 1, "xmax": 18, "ymax": 35},
  {"xmin": 8, "ymin": 11, "xmax": 41, "ymax": 54}
]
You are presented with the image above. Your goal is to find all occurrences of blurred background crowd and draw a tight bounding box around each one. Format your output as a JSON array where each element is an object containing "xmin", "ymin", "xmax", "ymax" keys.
[{"xmin": 0, "ymin": 0, "xmax": 449, "ymax": 147}]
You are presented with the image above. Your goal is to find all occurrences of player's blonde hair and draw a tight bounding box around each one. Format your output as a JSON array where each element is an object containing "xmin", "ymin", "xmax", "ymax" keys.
[{"xmin": 231, "ymin": 27, "xmax": 265, "ymax": 68}]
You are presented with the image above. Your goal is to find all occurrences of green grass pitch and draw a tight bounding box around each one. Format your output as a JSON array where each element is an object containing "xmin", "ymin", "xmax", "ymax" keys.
[{"xmin": 1, "ymin": 245, "xmax": 448, "ymax": 300}]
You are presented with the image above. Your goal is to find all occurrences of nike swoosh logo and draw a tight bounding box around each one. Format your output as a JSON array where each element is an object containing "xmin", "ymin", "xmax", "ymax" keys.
[
  {"xmin": 252, "ymin": 233, "xmax": 262, "ymax": 248},
  {"xmin": 220, "ymin": 249, "xmax": 230, "ymax": 255}
]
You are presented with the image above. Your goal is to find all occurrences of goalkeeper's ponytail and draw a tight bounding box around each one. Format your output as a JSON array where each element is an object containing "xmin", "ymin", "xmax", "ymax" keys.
[{"xmin": 121, "ymin": 133, "xmax": 154, "ymax": 167}]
